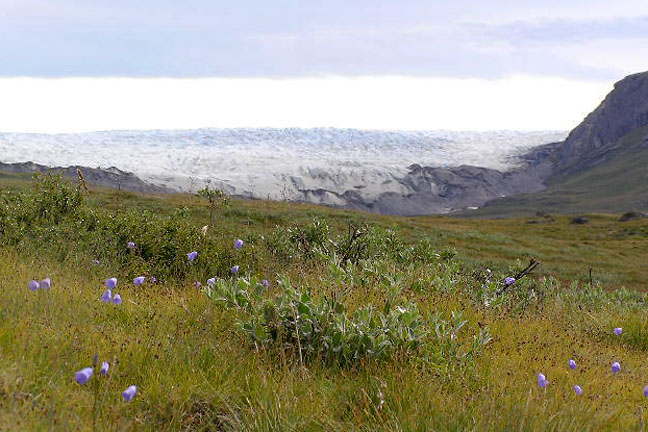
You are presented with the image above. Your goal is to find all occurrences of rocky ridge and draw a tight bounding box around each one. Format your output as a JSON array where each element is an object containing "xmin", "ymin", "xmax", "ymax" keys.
[{"xmin": 0, "ymin": 161, "xmax": 173, "ymax": 194}]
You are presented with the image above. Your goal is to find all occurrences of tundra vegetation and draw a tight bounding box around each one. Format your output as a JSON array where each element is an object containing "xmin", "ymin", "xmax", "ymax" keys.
[{"xmin": 0, "ymin": 172, "xmax": 647, "ymax": 431}]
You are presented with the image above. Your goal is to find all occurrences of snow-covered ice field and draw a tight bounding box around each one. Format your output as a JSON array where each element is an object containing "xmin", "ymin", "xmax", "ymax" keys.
[{"xmin": 0, "ymin": 128, "xmax": 565, "ymax": 200}]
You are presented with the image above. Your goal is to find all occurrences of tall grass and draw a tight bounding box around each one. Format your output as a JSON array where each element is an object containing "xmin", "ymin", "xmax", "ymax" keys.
[{"xmin": 0, "ymin": 174, "xmax": 647, "ymax": 430}]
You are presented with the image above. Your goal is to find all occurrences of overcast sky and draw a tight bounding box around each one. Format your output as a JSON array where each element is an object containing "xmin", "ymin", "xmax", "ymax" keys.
[{"xmin": 1, "ymin": 0, "xmax": 647, "ymax": 132}]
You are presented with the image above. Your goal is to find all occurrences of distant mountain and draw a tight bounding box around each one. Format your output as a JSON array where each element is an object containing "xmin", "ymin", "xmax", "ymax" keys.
[
  {"xmin": 551, "ymin": 71, "xmax": 648, "ymax": 176},
  {"xmin": 0, "ymin": 161, "xmax": 173, "ymax": 194},
  {"xmin": 464, "ymin": 72, "xmax": 648, "ymax": 217}
]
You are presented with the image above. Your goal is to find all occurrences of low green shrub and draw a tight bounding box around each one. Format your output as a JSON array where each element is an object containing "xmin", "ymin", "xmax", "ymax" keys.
[{"xmin": 205, "ymin": 276, "xmax": 427, "ymax": 365}]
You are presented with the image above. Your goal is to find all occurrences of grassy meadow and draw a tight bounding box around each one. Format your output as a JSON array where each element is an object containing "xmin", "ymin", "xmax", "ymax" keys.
[{"xmin": 0, "ymin": 172, "xmax": 647, "ymax": 431}]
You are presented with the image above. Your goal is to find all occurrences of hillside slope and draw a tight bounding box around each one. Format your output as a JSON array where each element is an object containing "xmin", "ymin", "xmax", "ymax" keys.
[
  {"xmin": 465, "ymin": 125, "xmax": 648, "ymax": 217},
  {"xmin": 1, "ymin": 173, "xmax": 648, "ymax": 431},
  {"xmin": 461, "ymin": 73, "xmax": 648, "ymax": 217}
]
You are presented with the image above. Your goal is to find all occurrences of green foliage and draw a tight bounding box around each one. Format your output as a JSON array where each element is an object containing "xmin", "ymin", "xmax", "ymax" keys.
[
  {"xmin": 30, "ymin": 172, "xmax": 85, "ymax": 221},
  {"xmin": 422, "ymin": 311, "xmax": 492, "ymax": 372},
  {"xmin": 206, "ymin": 276, "xmax": 427, "ymax": 365},
  {"xmin": 196, "ymin": 181, "xmax": 231, "ymax": 226},
  {"xmin": 266, "ymin": 218, "xmax": 448, "ymax": 267},
  {"xmin": 0, "ymin": 174, "xmax": 244, "ymax": 281},
  {"xmin": 1, "ymin": 171, "xmax": 648, "ymax": 430}
]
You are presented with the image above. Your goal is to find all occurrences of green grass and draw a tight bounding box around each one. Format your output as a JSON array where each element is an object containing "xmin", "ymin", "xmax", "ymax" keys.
[
  {"xmin": 23, "ymin": 172, "xmax": 646, "ymax": 291},
  {"xmin": 1, "ymin": 172, "xmax": 648, "ymax": 431}
]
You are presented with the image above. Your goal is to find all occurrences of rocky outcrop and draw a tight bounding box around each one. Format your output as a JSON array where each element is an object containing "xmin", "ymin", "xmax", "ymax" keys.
[
  {"xmin": 339, "ymin": 164, "xmax": 546, "ymax": 215},
  {"xmin": 550, "ymin": 71, "xmax": 648, "ymax": 176},
  {"xmin": 0, "ymin": 161, "xmax": 174, "ymax": 194}
]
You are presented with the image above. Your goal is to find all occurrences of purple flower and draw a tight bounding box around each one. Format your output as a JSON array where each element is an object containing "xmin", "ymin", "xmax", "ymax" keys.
[
  {"xmin": 151, "ymin": 277, "xmax": 157, "ymax": 283},
  {"xmin": 127, "ymin": 241, "xmax": 136, "ymax": 249},
  {"xmin": 261, "ymin": 279, "xmax": 269, "ymax": 288},
  {"xmin": 133, "ymin": 276, "xmax": 145, "ymax": 286},
  {"xmin": 101, "ymin": 289, "xmax": 112, "ymax": 303},
  {"xmin": 612, "ymin": 362, "xmax": 621, "ymax": 373},
  {"xmin": 231, "ymin": 265, "xmax": 240, "ymax": 275},
  {"xmin": 194, "ymin": 281, "xmax": 202, "ymax": 288},
  {"xmin": 112, "ymin": 294, "xmax": 122, "ymax": 305},
  {"xmin": 573, "ymin": 385, "xmax": 583, "ymax": 395},
  {"xmin": 537, "ymin": 373, "xmax": 548, "ymax": 388},
  {"xmin": 187, "ymin": 251, "xmax": 198, "ymax": 261},
  {"xmin": 505, "ymin": 277, "xmax": 516, "ymax": 286},
  {"xmin": 207, "ymin": 277, "xmax": 216, "ymax": 286},
  {"xmin": 234, "ymin": 239, "xmax": 244, "ymax": 249},
  {"xmin": 40, "ymin": 278, "xmax": 51, "ymax": 289},
  {"xmin": 75, "ymin": 367, "xmax": 94, "ymax": 385},
  {"xmin": 568, "ymin": 359, "xmax": 577, "ymax": 370},
  {"xmin": 643, "ymin": 386, "xmax": 648, "ymax": 397},
  {"xmin": 614, "ymin": 327, "xmax": 623, "ymax": 336},
  {"xmin": 28, "ymin": 280, "xmax": 39, "ymax": 291},
  {"xmin": 100, "ymin": 361, "xmax": 109, "ymax": 376},
  {"xmin": 93, "ymin": 259, "xmax": 101, "ymax": 265},
  {"xmin": 105, "ymin": 278, "xmax": 118, "ymax": 289},
  {"xmin": 122, "ymin": 385, "xmax": 137, "ymax": 401}
]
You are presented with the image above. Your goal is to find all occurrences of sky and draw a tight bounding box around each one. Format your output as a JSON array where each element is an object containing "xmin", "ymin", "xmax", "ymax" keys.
[{"xmin": 1, "ymin": 0, "xmax": 647, "ymax": 132}]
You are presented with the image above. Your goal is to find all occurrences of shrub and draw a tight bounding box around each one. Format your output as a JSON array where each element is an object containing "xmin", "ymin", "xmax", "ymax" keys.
[
  {"xmin": 205, "ymin": 276, "xmax": 426, "ymax": 365},
  {"xmin": 0, "ymin": 173, "xmax": 239, "ymax": 281}
]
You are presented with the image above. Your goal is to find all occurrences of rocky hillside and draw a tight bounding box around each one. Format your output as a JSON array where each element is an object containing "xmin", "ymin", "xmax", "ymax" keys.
[
  {"xmin": 414, "ymin": 71, "xmax": 648, "ymax": 216},
  {"xmin": 461, "ymin": 71, "xmax": 648, "ymax": 217},
  {"xmin": 0, "ymin": 161, "xmax": 173, "ymax": 194},
  {"xmin": 550, "ymin": 71, "xmax": 648, "ymax": 176}
]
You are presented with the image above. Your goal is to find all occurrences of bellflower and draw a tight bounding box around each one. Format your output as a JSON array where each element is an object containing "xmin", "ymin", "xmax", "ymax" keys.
[
  {"xmin": 105, "ymin": 278, "xmax": 118, "ymax": 289},
  {"xmin": 234, "ymin": 239, "xmax": 244, "ymax": 249},
  {"xmin": 122, "ymin": 385, "xmax": 138, "ymax": 401},
  {"xmin": 40, "ymin": 278, "xmax": 51, "ymax": 289},
  {"xmin": 101, "ymin": 289, "xmax": 112, "ymax": 303},
  {"xmin": 75, "ymin": 367, "xmax": 94, "ymax": 385},
  {"xmin": 187, "ymin": 251, "xmax": 198, "ymax": 261},
  {"xmin": 28, "ymin": 280, "xmax": 39, "ymax": 291},
  {"xmin": 568, "ymin": 359, "xmax": 577, "ymax": 370},
  {"xmin": 612, "ymin": 362, "xmax": 621, "ymax": 373},
  {"xmin": 112, "ymin": 294, "xmax": 122, "ymax": 305},
  {"xmin": 133, "ymin": 276, "xmax": 145, "ymax": 286},
  {"xmin": 537, "ymin": 373, "xmax": 548, "ymax": 388},
  {"xmin": 231, "ymin": 265, "xmax": 239, "ymax": 275},
  {"xmin": 574, "ymin": 385, "xmax": 583, "ymax": 395},
  {"xmin": 100, "ymin": 361, "xmax": 109, "ymax": 376}
]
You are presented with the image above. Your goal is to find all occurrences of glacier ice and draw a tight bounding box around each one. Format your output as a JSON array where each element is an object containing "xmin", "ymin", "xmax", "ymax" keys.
[{"xmin": 0, "ymin": 128, "xmax": 565, "ymax": 202}]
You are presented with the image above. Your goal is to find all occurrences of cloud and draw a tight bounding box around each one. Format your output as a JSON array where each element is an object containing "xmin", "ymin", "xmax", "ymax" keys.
[{"xmin": 0, "ymin": 1, "xmax": 646, "ymax": 79}]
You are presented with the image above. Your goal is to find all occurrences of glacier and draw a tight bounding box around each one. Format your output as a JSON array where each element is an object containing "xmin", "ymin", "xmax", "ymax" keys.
[{"xmin": 0, "ymin": 128, "xmax": 565, "ymax": 204}]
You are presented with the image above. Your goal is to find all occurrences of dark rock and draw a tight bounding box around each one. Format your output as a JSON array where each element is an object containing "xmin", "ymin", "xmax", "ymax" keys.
[
  {"xmin": 570, "ymin": 216, "xmax": 589, "ymax": 224},
  {"xmin": 527, "ymin": 213, "xmax": 555, "ymax": 224},
  {"xmin": 618, "ymin": 211, "xmax": 647, "ymax": 222}
]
